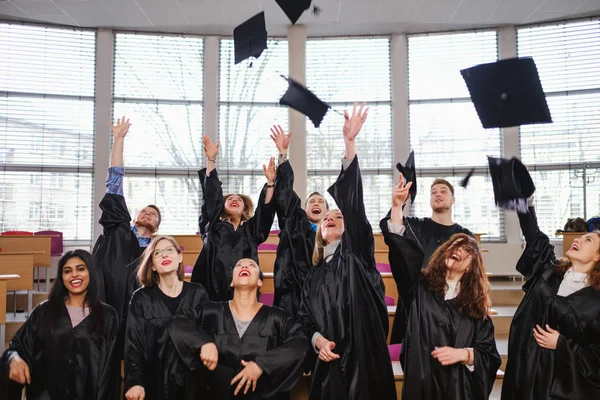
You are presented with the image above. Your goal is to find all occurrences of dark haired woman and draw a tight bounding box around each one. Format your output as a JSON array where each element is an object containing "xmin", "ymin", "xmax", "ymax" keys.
[
  {"xmin": 171, "ymin": 258, "xmax": 308, "ymax": 399},
  {"xmin": 190, "ymin": 135, "xmax": 276, "ymax": 301},
  {"xmin": 501, "ymin": 195, "xmax": 600, "ymax": 400},
  {"xmin": 269, "ymin": 125, "xmax": 329, "ymax": 315},
  {"xmin": 124, "ymin": 235, "xmax": 209, "ymax": 400},
  {"xmin": 1, "ymin": 249, "xmax": 120, "ymax": 399},
  {"xmin": 381, "ymin": 175, "xmax": 501, "ymax": 400},
  {"xmin": 296, "ymin": 103, "xmax": 397, "ymax": 399}
]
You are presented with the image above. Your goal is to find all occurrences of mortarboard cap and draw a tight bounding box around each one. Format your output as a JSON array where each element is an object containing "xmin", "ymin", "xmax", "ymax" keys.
[
  {"xmin": 233, "ymin": 12, "xmax": 268, "ymax": 65},
  {"xmin": 460, "ymin": 168, "xmax": 476, "ymax": 188},
  {"xmin": 396, "ymin": 151, "xmax": 417, "ymax": 204},
  {"xmin": 461, "ymin": 57, "xmax": 552, "ymax": 129},
  {"xmin": 488, "ymin": 156, "xmax": 535, "ymax": 213},
  {"xmin": 275, "ymin": 0, "xmax": 312, "ymax": 25},
  {"xmin": 279, "ymin": 75, "xmax": 330, "ymax": 128}
]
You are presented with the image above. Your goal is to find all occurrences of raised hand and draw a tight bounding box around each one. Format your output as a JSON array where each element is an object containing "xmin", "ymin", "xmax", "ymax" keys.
[
  {"xmin": 270, "ymin": 125, "xmax": 292, "ymax": 155},
  {"xmin": 343, "ymin": 102, "xmax": 369, "ymax": 143},
  {"xmin": 263, "ymin": 157, "xmax": 276, "ymax": 185},
  {"xmin": 392, "ymin": 173, "xmax": 413, "ymax": 207},
  {"xmin": 203, "ymin": 136, "xmax": 220, "ymax": 160},
  {"xmin": 109, "ymin": 116, "xmax": 131, "ymax": 140}
]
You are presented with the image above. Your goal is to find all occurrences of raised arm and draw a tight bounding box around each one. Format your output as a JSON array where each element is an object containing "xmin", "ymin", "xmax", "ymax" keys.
[
  {"xmin": 270, "ymin": 125, "xmax": 301, "ymax": 219},
  {"xmin": 108, "ymin": 116, "xmax": 131, "ymax": 170},
  {"xmin": 328, "ymin": 103, "xmax": 372, "ymax": 256},
  {"xmin": 198, "ymin": 136, "xmax": 224, "ymax": 235},
  {"xmin": 245, "ymin": 158, "xmax": 276, "ymax": 244}
]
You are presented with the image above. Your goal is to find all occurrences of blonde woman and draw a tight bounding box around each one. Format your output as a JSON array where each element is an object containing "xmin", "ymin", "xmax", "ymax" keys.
[{"xmin": 124, "ymin": 236, "xmax": 209, "ymax": 400}]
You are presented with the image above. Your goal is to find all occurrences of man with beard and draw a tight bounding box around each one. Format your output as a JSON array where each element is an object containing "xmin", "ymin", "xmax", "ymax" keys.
[
  {"xmin": 93, "ymin": 116, "xmax": 162, "ymax": 332},
  {"xmin": 380, "ymin": 177, "xmax": 473, "ymax": 345},
  {"xmin": 269, "ymin": 125, "xmax": 329, "ymax": 316}
]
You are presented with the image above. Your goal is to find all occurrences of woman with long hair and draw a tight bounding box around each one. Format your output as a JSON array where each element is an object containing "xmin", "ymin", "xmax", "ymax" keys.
[
  {"xmin": 171, "ymin": 258, "xmax": 308, "ymax": 399},
  {"xmin": 124, "ymin": 236, "xmax": 209, "ymax": 400},
  {"xmin": 501, "ymin": 194, "xmax": 600, "ymax": 399},
  {"xmin": 381, "ymin": 175, "xmax": 501, "ymax": 400},
  {"xmin": 296, "ymin": 103, "xmax": 397, "ymax": 400},
  {"xmin": 190, "ymin": 136, "xmax": 276, "ymax": 301},
  {"xmin": 0, "ymin": 250, "xmax": 120, "ymax": 399}
]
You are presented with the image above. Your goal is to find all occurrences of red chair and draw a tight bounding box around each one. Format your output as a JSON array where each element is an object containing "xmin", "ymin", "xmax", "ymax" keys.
[
  {"xmin": 34, "ymin": 230, "xmax": 63, "ymax": 291},
  {"xmin": 258, "ymin": 243, "xmax": 278, "ymax": 251},
  {"xmin": 388, "ymin": 344, "xmax": 402, "ymax": 362},
  {"xmin": 259, "ymin": 293, "xmax": 275, "ymax": 306},
  {"xmin": 1, "ymin": 231, "xmax": 33, "ymax": 236},
  {"xmin": 384, "ymin": 296, "xmax": 395, "ymax": 306}
]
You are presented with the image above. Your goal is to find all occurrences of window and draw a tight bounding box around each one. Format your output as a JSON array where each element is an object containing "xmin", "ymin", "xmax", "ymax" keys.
[
  {"xmin": 407, "ymin": 31, "xmax": 504, "ymax": 240},
  {"xmin": 218, "ymin": 38, "xmax": 288, "ymax": 213},
  {"xmin": 306, "ymin": 38, "xmax": 393, "ymax": 230},
  {"xmin": 0, "ymin": 23, "xmax": 96, "ymax": 240},
  {"xmin": 518, "ymin": 19, "xmax": 600, "ymax": 236},
  {"xmin": 113, "ymin": 33, "xmax": 204, "ymax": 234}
]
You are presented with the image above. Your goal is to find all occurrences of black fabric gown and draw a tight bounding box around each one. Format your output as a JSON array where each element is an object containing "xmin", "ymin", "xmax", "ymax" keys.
[
  {"xmin": 0, "ymin": 301, "xmax": 120, "ymax": 400},
  {"xmin": 381, "ymin": 222, "xmax": 501, "ymax": 400},
  {"xmin": 171, "ymin": 301, "xmax": 309, "ymax": 399},
  {"xmin": 501, "ymin": 207, "xmax": 600, "ymax": 400},
  {"xmin": 272, "ymin": 160, "xmax": 316, "ymax": 316},
  {"xmin": 124, "ymin": 282, "xmax": 209, "ymax": 400},
  {"xmin": 381, "ymin": 214, "xmax": 473, "ymax": 344},
  {"xmin": 296, "ymin": 156, "xmax": 397, "ymax": 400},
  {"xmin": 190, "ymin": 168, "xmax": 275, "ymax": 301},
  {"xmin": 92, "ymin": 193, "xmax": 143, "ymax": 324}
]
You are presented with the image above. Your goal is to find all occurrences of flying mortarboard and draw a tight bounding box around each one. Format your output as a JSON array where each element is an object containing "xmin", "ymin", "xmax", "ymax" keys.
[
  {"xmin": 396, "ymin": 151, "xmax": 417, "ymax": 204},
  {"xmin": 275, "ymin": 0, "xmax": 312, "ymax": 25},
  {"xmin": 279, "ymin": 75, "xmax": 330, "ymax": 128},
  {"xmin": 460, "ymin": 57, "xmax": 552, "ymax": 129},
  {"xmin": 233, "ymin": 12, "xmax": 268, "ymax": 65},
  {"xmin": 460, "ymin": 168, "xmax": 476, "ymax": 188},
  {"xmin": 488, "ymin": 156, "xmax": 536, "ymax": 213}
]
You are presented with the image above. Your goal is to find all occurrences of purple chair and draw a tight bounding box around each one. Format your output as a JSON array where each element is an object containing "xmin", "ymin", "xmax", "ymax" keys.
[
  {"xmin": 376, "ymin": 263, "xmax": 392, "ymax": 273},
  {"xmin": 184, "ymin": 265, "xmax": 194, "ymax": 275},
  {"xmin": 258, "ymin": 243, "xmax": 278, "ymax": 251},
  {"xmin": 384, "ymin": 296, "xmax": 395, "ymax": 306},
  {"xmin": 270, "ymin": 230, "xmax": 280, "ymax": 235},
  {"xmin": 388, "ymin": 344, "xmax": 402, "ymax": 362},
  {"xmin": 259, "ymin": 293, "xmax": 275, "ymax": 306}
]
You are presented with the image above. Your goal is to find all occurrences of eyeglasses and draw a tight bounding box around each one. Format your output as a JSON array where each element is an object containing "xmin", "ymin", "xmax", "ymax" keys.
[{"xmin": 152, "ymin": 246, "xmax": 176, "ymax": 258}]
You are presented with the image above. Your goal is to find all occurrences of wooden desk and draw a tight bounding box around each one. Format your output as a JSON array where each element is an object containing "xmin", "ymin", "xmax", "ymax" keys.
[
  {"xmin": 0, "ymin": 253, "xmax": 35, "ymax": 314},
  {"xmin": 0, "ymin": 236, "xmax": 51, "ymax": 268},
  {"xmin": 0, "ymin": 274, "xmax": 20, "ymax": 350}
]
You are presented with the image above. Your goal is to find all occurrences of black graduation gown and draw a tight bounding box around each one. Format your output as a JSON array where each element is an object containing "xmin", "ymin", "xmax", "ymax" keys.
[
  {"xmin": 124, "ymin": 282, "xmax": 209, "ymax": 400},
  {"xmin": 272, "ymin": 160, "xmax": 315, "ymax": 316},
  {"xmin": 191, "ymin": 168, "xmax": 275, "ymax": 301},
  {"xmin": 381, "ymin": 215, "xmax": 474, "ymax": 344},
  {"xmin": 382, "ymin": 225, "xmax": 501, "ymax": 400},
  {"xmin": 171, "ymin": 302, "xmax": 309, "ymax": 399},
  {"xmin": 296, "ymin": 156, "xmax": 397, "ymax": 400},
  {"xmin": 501, "ymin": 207, "xmax": 600, "ymax": 400},
  {"xmin": 0, "ymin": 301, "xmax": 120, "ymax": 400},
  {"xmin": 92, "ymin": 193, "xmax": 143, "ymax": 324}
]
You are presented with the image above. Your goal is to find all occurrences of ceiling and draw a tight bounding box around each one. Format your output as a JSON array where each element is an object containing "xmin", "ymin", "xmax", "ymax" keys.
[{"xmin": 0, "ymin": 0, "xmax": 599, "ymax": 36}]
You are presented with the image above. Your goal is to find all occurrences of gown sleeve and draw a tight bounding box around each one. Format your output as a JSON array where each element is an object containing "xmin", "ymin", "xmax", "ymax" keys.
[
  {"xmin": 515, "ymin": 206, "xmax": 557, "ymax": 286},
  {"xmin": 198, "ymin": 168, "xmax": 224, "ymax": 236},
  {"xmin": 123, "ymin": 293, "xmax": 147, "ymax": 393},
  {"xmin": 253, "ymin": 311, "xmax": 309, "ymax": 398},
  {"xmin": 470, "ymin": 318, "xmax": 502, "ymax": 398},
  {"xmin": 552, "ymin": 330, "xmax": 600, "ymax": 396},
  {"xmin": 96, "ymin": 306, "xmax": 121, "ymax": 400},
  {"xmin": 169, "ymin": 312, "xmax": 215, "ymax": 372},
  {"xmin": 245, "ymin": 185, "xmax": 276, "ymax": 245},
  {"xmin": 327, "ymin": 156, "xmax": 374, "ymax": 260},
  {"xmin": 295, "ymin": 269, "xmax": 320, "ymax": 341}
]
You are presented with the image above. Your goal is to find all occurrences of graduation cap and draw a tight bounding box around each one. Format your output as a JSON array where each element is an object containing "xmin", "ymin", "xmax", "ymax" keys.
[
  {"xmin": 460, "ymin": 168, "xmax": 476, "ymax": 188},
  {"xmin": 488, "ymin": 156, "xmax": 536, "ymax": 213},
  {"xmin": 396, "ymin": 151, "xmax": 417, "ymax": 204},
  {"xmin": 279, "ymin": 75, "xmax": 330, "ymax": 128},
  {"xmin": 233, "ymin": 12, "xmax": 267, "ymax": 65},
  {"xmin": 460, "ymin": 57, "xmax": 552, "ymax": 129},
  {"xmin": 275, "ymin": 0, "xmax": 312, "ymax": 25}
]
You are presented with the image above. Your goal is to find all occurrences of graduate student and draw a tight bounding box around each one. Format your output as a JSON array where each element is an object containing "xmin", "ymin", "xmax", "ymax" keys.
[
  {"xmin": 190, "ymin": 136, "xmax": 276, "ymax": 301},
  {"xmin": 1, "ymin": 250, "xmax": 120, "ymax": 400},
  {"xmin": 296, "ymin": 103, "xmax": 397, "ymax": 400},
  {"xmin": 381, "ymin": 175, "xmax": 501, "ymax": 400},
  {"xmin": 171, "ymin": 258, "xmax": 309, "ymax": 399},
  {"xmin": 496, "ymin": 158, "xmax": 600, "ymax": 400},
  {"xmin": 93, "ymin": 116, "xmax": 162, "ymax": 326},
  {"xmin": 124, "ymin": 236, "xmax": 209, "ymax": 400},
  {"xmin": 269, "ymin": 125, "xmax": 329, "ymax": 316}
]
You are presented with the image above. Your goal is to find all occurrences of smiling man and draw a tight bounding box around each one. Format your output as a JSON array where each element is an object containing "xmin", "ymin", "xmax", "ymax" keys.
[{"xmin": 92, "ymin": 116, "xmax": 162, "ymax": 331}]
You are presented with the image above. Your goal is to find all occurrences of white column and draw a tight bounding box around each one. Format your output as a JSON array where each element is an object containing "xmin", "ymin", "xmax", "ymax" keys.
[
  {"xmin": 498, "ymin": 26, "xmax": 521, "ymax": 244},
  {"xmin": 92, "ymin": 29, "xmax": 115, "ymax": 243},
  {"xmin": 287, "ymin": 25, "xmax": 307, "ymax": 202},
  {"xmin": 391, "ymin": 34, "xmax": 410, "ymax": 214},
  {"xmin": 203, "ymin": 37, "xmax": 219, "ymax": 144}
]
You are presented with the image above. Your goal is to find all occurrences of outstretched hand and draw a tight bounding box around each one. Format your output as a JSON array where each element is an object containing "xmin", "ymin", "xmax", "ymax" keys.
[
  {"xmin": 109, "ymin": 116, "xmax": 131, "ymax": 140},
  {"xmin": 392, "ymin": 173, "xmax": 413, "ymax": 207},
  {"xmin": 203, "ymin": 136, "xmax": 220, "ymax": 160},
  {"xmin": 270, "ymin": 125, "xmax": 292, "ymax": 154},
  {"xmin": 343, "ymin": 102, "xmax": 369, "ymax": 142},
  {"xmin": 263, "ymin": 157, "xmax": 276, "ymax": 184}
]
